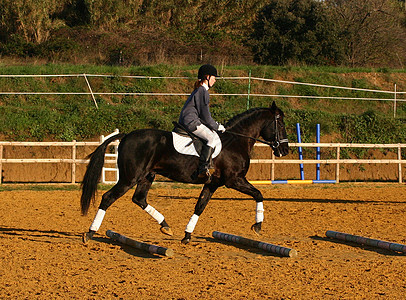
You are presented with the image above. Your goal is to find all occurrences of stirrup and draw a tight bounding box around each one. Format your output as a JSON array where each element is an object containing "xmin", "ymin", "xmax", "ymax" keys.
[
  {"xmin": 197, "ymin": 170, "xmax": 211, "ymax": 183},
  {"xmin": 195, "ymin": 165, "xmax": 212, "ymax": 183},
  {"xmin": 197, "ymin": 168, "xmax": 210, "ymax": 179}
]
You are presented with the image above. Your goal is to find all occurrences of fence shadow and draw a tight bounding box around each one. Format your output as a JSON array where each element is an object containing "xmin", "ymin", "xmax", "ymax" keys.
[
  {"xmin": 156, "ymin": 194, "xmax": 406, "ymax": 204},
  {"xmin": 0, "ymin": 225, "xmax": 77, "ymax": 238},
  {"xmin": 0, "ymin": 225, "xmax": 80, "ymax": 245}
]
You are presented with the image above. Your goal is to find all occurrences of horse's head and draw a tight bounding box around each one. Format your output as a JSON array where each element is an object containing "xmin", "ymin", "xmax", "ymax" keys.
[
  {"xmin": 224, "ymin": 102, "xmax": 289, "ymax": 157},
  {"xmin": 260, "ymin": 102, "xmax": 289, "ymax": 157}
]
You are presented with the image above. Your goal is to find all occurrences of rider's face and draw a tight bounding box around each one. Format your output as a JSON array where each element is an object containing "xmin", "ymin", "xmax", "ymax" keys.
[{"xmin": 207, "ymin": 75, "xmax": 216, "ymax": 87}]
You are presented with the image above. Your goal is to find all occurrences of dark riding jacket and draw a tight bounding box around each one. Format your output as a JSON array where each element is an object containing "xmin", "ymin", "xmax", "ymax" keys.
[{"xmin": 178, "ymin": 85, "xmax": 219, "ymax": 132}]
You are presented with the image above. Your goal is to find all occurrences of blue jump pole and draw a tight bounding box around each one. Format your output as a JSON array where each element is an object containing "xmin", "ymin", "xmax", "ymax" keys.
[
  {"xmin": 316, "ymin": 124, "xmax": 321, "ymax": 180},
  {"xmin": 296, "ymin": 123, "xmax": 305, "ymax": 180}
]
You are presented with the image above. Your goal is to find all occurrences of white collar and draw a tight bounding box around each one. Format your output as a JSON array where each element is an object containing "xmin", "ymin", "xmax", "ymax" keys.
[{"xmin": 202, "ymin": 82, "xmax": 209, "ymax": 90}]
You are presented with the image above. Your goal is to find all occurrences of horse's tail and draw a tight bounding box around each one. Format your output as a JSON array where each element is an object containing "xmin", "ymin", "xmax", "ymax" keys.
[{"xmin": 80, "ymin": 133, "xmax": 126, "ymax": 215}]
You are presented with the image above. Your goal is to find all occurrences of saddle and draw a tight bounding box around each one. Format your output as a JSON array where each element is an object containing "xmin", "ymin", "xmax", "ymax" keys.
[{"xmin": 171, "ymin": 122, "xmax": 222, "ymax": 158}]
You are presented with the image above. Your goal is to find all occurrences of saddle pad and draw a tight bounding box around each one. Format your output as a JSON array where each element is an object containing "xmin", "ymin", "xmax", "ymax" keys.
[{"xmin": 172, "ymin": 132, "xmax": 222, "ymax": 158}]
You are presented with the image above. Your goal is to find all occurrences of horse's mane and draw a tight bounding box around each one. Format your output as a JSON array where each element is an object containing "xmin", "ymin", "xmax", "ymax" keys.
[{"xmin": 225, "ymin": 107, "xmax": 272, "ymax": 129}]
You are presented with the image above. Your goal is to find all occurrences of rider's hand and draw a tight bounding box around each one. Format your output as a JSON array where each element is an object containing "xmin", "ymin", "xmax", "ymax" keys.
[{"xmin": 218, "ymin": 124, "xmax": 226, "ymax": 133}]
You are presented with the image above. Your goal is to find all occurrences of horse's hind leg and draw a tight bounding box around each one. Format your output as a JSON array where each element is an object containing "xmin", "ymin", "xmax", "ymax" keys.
[
  {"xmin": 83, "ymin": 180, "xmax": 134, "ymax": 243},
  {"xmin": 132, "ymin": 173, "xmax": 173, "ymax": 236}
]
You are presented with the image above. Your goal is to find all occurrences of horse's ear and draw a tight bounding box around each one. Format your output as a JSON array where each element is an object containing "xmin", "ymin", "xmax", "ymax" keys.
[{"xmin": 270, "ymin": 101, "xmax": 277, "ymax": 111}]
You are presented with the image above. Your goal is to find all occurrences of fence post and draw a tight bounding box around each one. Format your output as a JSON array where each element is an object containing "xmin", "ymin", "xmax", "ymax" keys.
[
  {"xmin": 0, "ymin": 145, "xmax": 3, "ymax": 184},
  {"xmin": 394, "ymin": 84, "xmax": 397, "ymax": 118},
  {"xmin": 271, "ymin": 151, "xmax": 275, "ymax": 181},
  {"xmin": 399, "ymin": 144, "xmax": 402, "ymax": 184},
  {"xmin": 100, "ymin": 129, "xmax": 120, "ymax": 184},
  {"xmin": 336, "ymin": 146, "xmax": 340, "ymax": 183},
  {"xmin": 83, "ymin": 74, "xmax": 98, "ymax": 109},
  {"xmin": 72, "ymin": 140, "xmax": 76, "ymax": 184},
  {"xmin": 247, "ymin": 70, "xmax": 251, "ymax": 110}
]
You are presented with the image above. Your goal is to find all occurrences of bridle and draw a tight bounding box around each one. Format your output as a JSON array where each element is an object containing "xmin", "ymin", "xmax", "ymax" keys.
[
  {"xmin": 271, "ymin": 114, "xmax": 289, "ymax": 149},
  {"xmin": 227, "ymin": 114, "xmax": 288, "ymax": 150}
]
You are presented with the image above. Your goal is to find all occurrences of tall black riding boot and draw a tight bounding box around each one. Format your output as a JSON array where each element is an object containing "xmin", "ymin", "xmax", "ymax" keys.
[{"xmin": 196, "ymin": 145, "xmax": 215, "ymax": 182}]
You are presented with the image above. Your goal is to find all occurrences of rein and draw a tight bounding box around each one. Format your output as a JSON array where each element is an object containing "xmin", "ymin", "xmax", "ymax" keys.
[
  {"xmin": 226, "ymin": 131, "xmax": 275, "ymax": 147},
  {"xmin": 226, "ymin": 114, "xmax": 288, "ymax": 149},
  {"xmin": 173, "ymin": 112, "xmax": 288, "ymax": 150}
]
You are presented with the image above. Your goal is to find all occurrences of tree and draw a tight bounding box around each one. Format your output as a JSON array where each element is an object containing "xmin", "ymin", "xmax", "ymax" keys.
[
  {"xmin": 84, "ymin": 0, "xmax": 142, "ymax": 29},
  {"xmin": 249, "ymin": 0, "xmax": 343, "ymax": 65},
  {"xmin": 0, "ymin": 0, "xmax": 65, "ymax": 44},
  {"xmin": 325, "ymin": 0, "xmax": 406, "ymax": 67}
]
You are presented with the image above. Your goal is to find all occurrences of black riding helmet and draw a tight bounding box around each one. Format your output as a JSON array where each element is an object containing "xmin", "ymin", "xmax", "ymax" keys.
[{"xmin": 198, "ymin": 64, "xmax": 220, "ymax": 80}]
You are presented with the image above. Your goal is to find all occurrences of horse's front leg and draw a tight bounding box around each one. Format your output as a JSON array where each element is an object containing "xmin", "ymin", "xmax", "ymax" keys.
[
  {"xmin": 182, "ymin": 183, "xmax": 218, "ymax": 244},
  {"xmin": 227, "ymin": 177, "xmax": 264, "ymax": 235}
]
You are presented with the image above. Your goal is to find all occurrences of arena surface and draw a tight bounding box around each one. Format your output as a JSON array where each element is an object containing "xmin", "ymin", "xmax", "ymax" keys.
[{"xmin": 0, "ymin": 184, "xmax": 405, "ymax": 299}]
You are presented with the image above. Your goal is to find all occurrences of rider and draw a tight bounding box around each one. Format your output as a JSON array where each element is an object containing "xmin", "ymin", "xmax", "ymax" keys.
[{"xmin": 178, "ymin": 64, "xmax": 226, "ymax": 181}]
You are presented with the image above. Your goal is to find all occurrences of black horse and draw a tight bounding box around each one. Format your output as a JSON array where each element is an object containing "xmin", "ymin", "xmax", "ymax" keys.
[{"xmin": 80, "ymin": 101, "xmax": 289, "ymax": 244}]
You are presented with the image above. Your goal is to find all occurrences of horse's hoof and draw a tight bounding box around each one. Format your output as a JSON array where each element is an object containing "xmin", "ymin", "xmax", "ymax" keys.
[
  {"xmin": 160, "ymin": 226, "xmax": 173, "ymax": 236},
  {"xmin": 181, "ymin": 237, "xmax": 191, "ymax": 245},
  {"xmin": 181, "ymin": 232, "xmax": 192, "ymax": 244},
  {"xmin": 251, "ymin": 223, "xmax": 262, "ymax": 236},
  {"xmin": 82, "ymin": 231, "xmax": 94, "ymax": 243}
]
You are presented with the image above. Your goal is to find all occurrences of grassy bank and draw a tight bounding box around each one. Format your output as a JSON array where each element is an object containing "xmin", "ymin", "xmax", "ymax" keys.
[{"xmin": 0, "ymin": 64, "xmax": 405, "ymax": 145}]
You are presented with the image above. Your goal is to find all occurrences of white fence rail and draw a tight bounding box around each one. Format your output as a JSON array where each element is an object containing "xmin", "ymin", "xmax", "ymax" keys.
[
  {"xmin": 1, "ymin": 74, "xmax": 405, "ymax": 183},
  {"xmin": 0, "ymin": 141, "xmax": 404, "ymax": 184},
  {"xmin": 253, "ymin": 142, "xmax": 406, "ymax": 183},
  {"xmin": 100, "ymin": 129, "xmax": 120, "ymax": 185}
]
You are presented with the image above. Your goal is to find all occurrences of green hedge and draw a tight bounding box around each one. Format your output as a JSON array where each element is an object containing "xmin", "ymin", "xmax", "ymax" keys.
[{"xmin": 1, "ymin": 64, "xmax": 405, "ymax": 146}]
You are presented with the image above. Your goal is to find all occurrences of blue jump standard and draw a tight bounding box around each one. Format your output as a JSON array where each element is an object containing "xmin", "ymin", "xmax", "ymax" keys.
[
  {"xmin": 272, "ymin": 180, "xmax": 336, "ymax": 184},
  {"xmin": 271, "ymin": 180, "xmax": 337, "ymax": 184},
  {"xmin": 250, "ymin": 180, "xmax": 337, "ymax": 184}
]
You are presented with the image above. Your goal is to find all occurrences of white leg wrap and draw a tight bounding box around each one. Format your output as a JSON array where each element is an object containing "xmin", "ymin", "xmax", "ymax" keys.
[
  {"xmin": 255, "ymin": 202, "xmax": 264, "ymax": 223},
  {"xmin": 185, "ymin": 214, "xmax": 199, "ymax": 233},
  {"xmin": 144, "ymin": 204, "xmax": 165, "ymax": 224},
  {"xmin": 89, "ymin": 209, "xmax": 106, "ymax": 232}
]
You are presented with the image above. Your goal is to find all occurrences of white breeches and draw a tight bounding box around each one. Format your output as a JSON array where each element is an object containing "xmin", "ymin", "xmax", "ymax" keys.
[{"xmin": 193, "ymin": 124, "xmax": 216, "ymax": 148}]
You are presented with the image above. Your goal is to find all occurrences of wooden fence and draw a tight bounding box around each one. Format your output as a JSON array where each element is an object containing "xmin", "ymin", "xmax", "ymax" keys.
[
  {"xmin": 0, "ymin": 141, "xmax": 117, "ymax": 184},
  {"xmin": 253, "ymin": 142, "xmax": 406, "ymax": 183},
  {"xmin": 0, "ymin": 141, "xmax": 405, "ymax": 184}
]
